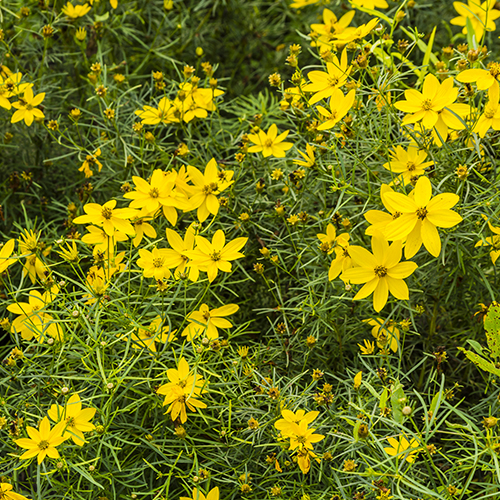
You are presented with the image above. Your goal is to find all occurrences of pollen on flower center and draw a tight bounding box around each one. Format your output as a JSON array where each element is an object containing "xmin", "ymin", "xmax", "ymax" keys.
[
  {"xmin": 210, "ymin": 251, "xmax": 222, "ymax": 261},
  {"xmin": 406, "ymin": 161, "xmax": 416, "ymax": 172},
  {"xmin": 66, "ymin": 416, "xmax": 76, "ymax": 427},
  {"xmin": 264, "ymin": 138, "xmax": 274, "ymax": 148},
  {"xmin": 101, "ymin": 207, "xmax": 113, "ymax": 219},
  {"xmin": 328, "ymin": 76, "xmax": 339, "ymax": 87},
  {"xmin": 374, "ymin": 265, "xmax": 388, "ymax": 278},
  {"xmin": 329, "ymin": 111, "xmax": 338, "ymax": 120},
  {"xmin": 489, "ymin": 62, "xmax": 500, "ymax": 78},
  {"xmin": 416, "ymin": 207, "xmax": 428, "ymax": 220},
  {"xmin": 485, "ymin": 109, "xmax": 495, "ymax": 119},
  {"xmin": 149, "ymin": 187, "xmax": 160, "ymax": 198},
  {"xmin": 296, "ymin": 435, "xmax": 307, "ymax": 444},
  {"xmin": 202, "ymin": 311, "xmax": 211, "ymax": 320},
  {"xmin": 38, "ymin": 439, "xmax": 50, "ymax": 450},
  {"xmin": 26, "ymin": 104, "xmax": 33, "ymax": 111},
  {"xmin": 421, "ymin": 99, "xmax": 433, "ymax": 110},
  {"xmin": 392, "ymin": 211, "xmax": 402, "ymax": 219},
  {"xmin": 153, "ymin": 257, "xmax": 165, "ymax": 268}
]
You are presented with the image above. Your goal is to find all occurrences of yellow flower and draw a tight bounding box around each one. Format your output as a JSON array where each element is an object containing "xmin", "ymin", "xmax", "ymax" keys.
[
  {"xmin": 475, "ymin": 220, "xmax": 500, "ymax": 264},
  {"xmin": 136, "ymin": 247, "xmax": 171, "ymax": 280},
  {"xmin": 14, "ymin": 416, "xmax": 67, "ymax": 464},
  {"xmin": 456, "ymin": 62, "xmax": 500, "ymax": 90},
  {"xmin": 61, "ymin": 2, "xmax": 91, "ymax": 19},
  {"xmin": 7, "ymin": 290, "xmax": 63, "ymax": 342},
  {"xmin": 472, "ymin": 80, "xmax": 500, "ymax": 137},
  {"xmin": 363, "ymin": 317, "xmax": 400, "ymax": 352},
  {"xmin": 383, "ymin": 176, "xmax": 463, "ymax": 258},
  {"xmin": 187, "ymin": 158, "xmax": 234, "ymax": 222},
  {"xmin": 81, "ymin": 225, "xmax": 128, "ymax": 255},
  {"xmin": 156, "ymin": 357, "xmax": 208, "ymax": 423},
  {"xmin": 341, "ymin": 233, "xmax": 418, "ymax": 312},
  {"xmin": 364, "ymin": 185, "xmax": 403, "ymax": 237},
  {"xmin": 316, "ymin": 89, "xmax": 356, "ymax": 130},
  {"xmin": 190, "ymin": 229, "xmax": 247, "ymax": 283},
  {"xmin": 56, "ymin": 240, "xmax": 79, "ymax": 262},
  {"xmin": 79, "ymin": 148, "xmax": 102, "ymax": 178},
  {"xmin": 274, "ymin": 408, "xmax": 319, "ymax": 437},
  {"xmin": 11, "ymin": 88, "xmax": 45, "ymax": 126},
  {"xmin": 181, "ymin": 303, "xmax": 239, "ymax": 341},
  {"xmin": 329, "ymin": 233, "xmax": 353, "ymax": 281},
  {"xmin": 180, "ymin": 487, "xmax": 219, "ymax": 500},
  {"xmin": 134, "ymin": 97, "xmax": 179, "ymax": 125},
  {"xmin": 383, "ymin": 145, "xmax": 434, "ymax": 186},
  {"xmin": 47, "ymin": 394, "xmax": 96, "ymax": 446},
  {"xmin": 73, "ymin": 200, "xmax": 137, "ymax": 236},
  {"xmin": 353, "ymin": 371, "xmax": 362, "ymax": 389},
  {"xmin": 384, "ymin": 434, "xmax": 419, "ymax": 463},
  {"xmin": 0, "ymin": 482, "xmax": 31, "ymax": 500},
  {"xmin": 247, "ymin": 124, "xmax": 293, "ymax": 158},
  {"xmin": 351, "ymin": 0, "xmax": 388, "ymax": 9},
  {"xmin": 310, "ymin": 8, "xmax": 355, "ymax": 42},
  {"xmin": 286, "ymin": 420, "xmax": 325, "ymax": 452},
  {"xmin": 163, "ymin": 225, "xmax": 199, "ymax": 280},
  {"xmin": 0, "ymin": 239, "xmax": 16, "ymax": 273},
  {"xmin": 123, "ymin": 316, "xmax": 176, "ymax": 352},
  {"xmin": 394, "ymin": 74, "xmax": 462, "ymax": 130},
  {"xmin": 451, "ymin": 0, "xmax": 500, "ymax": 41},
  {"xmin": 333, "ymin": 17, "xmax": 379, "ymax": 44},
  {"xmin": 293, "ymin": 143, "xmax": 316, "ymax": 168},
  {"xmin": 358, "ymin": 338, "xmax": 375, "ymax": 354},
  {"xmin": 302, "ymin": 49, "xmax": 351, "ymax": 105},
  {"xmin": 132, "ymin": 218, "xmax": 157, "ymax": 247}
]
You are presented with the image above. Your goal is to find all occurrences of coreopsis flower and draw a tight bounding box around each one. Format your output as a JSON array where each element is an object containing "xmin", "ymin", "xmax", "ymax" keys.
[
  {"xmin": 14, "ymin": 417, "xmax": 67, "ymax": 464},
  {"xmin": 475, "ymin": 220, "xmax": 500, "ymax": 264},
  {"xmin": 163, "ymin": 225, "xmax": 199, "ymax": 281},
  {"xmin": 11, "ymin": 88, "xmax": 45, "ymax": 126},
  {"xmin": 316, "ymin": 89, "xmax": 355, "ymax": 130},
  {"xmin": 8, "ymin": 290, "xmax": 63, "ymax": 342},
  {"xmin": 275, "ymin": 409, "xmax": 319, "ymax": 437},
  {"xmin": 134, "ymin": 97, "xmax": 179, "ymax": 125},
  {"xmin": 451, "ymin": 0, "xmax": 500, "ymax": 41},
  {"xmin": 0, "ymin": 239, "xmax": 16, "ymax": 273},
  {"xmin": 383, "ymin": 145, "xmax": 434, "ymax": 186},
  {"xmin": 364, "ymin": 184, "xmax": 403, "ymax": 237},
  {"xmin": 82, "ymin": 267, "xmax": 108, "ymax": 304},
  {"xmin": 0, "ymin": 482, "xmax": 31, "ymax": 500},
  {"xmin": 179, "ymin": 82, "xmax": 224, "ymax": 113},
  {"xmin": 287, "ymin": 421, "xmax": 325, "ymax": 452},
  {"xmin": 122, "ymin": 316, "xmax": 176, "ymax": 351},
  {"xmin": 181, "ymin": 303, "xmax": 239, "ymax": 341},
  {"xmin": 247, "ymin": 124, "xmax": 293, "ymax": 158},
  {"xmin": 383, "ymin": 176, "xmax": 463, "ymax": 258},
  {"xmin": 394, "ymin": 74, "xmax": 461, "ymax": 130},
  {"xmin": 1, "ymin": 72, "xmax": 33, "ymax": 99},
  {"xmin": 190, "ymin": 229, "xmax": 248, "ymax": 282},
  {"xmin": 456, "ymin": 62, "xmax": 500, "ymax": 90},
  {"xmin": 47, "ymin": 394, "xmax": 96, "ymax": 446},
  {"xmin": 333, "ymin": 17, "xmax": 379, "ymax": 44},
  {"xmin": 61, "ymin": 2, "xmax": 91, "ymax": 19},
  {"xmin": 472, "ymin": 80, "xmax": 500, "ymax": 137},
  {"xmin": 384, "ymin": 434, "xmax": 419, "ymax": 463},
  {"xmin": 293, "ymin": 143, "xmax": 316, "ymax": 168},
  {"xmin": 329, "ymin": 233, "xmax": 353, "ymax": 281},
  {"xmin": 156, "ymin": 357, "xmax": 207, "ymax": 423},
  {"xmin": 363, "ymin": 317, "xmax": 400, "ymax": 352},
  {"xmin": 18, "ymin": 229, "xmax": 47, "ymax": 284},
  {"xmin": 341, "ymin": 233, "xmax": 418, "ymax": 312},
  {"xmin": 187, "ymin": 158, "xmax": 234, "ymax": 222},
  {"xmin": 351, "ymin": 0, "xmax": 388, "ymax": 9},
  {"xmin": 136, "ymin": 247, "xmax": 171, "ymax": 280},
  {"xmin": 79, "ymin": 149, "xmax": 102, "ymax": 178},
  {"xmin": 180, "ymin": 487, "xmax": 219, "ymax": 500},
  {"xmin": 317, "ymin": 223, "xmax": 340, "ymax": 254},
  {"xmin": 81, "ymin": 225, "xmax": 128, "ymax": 255},
  {"xmin": 132, "ymin": 218, "xmax": 157, "ymax": 247},
  {"xmin": 73, "ymin": 200, "xmax": 137, "ymax": 236},
  {"xmin": 56, "ymin": 241, "xmax": 79, "ymax": 262},
  {"xmin": 310, "ymin": 8, "xmax": 355, "ymax": 44},
  {"xmin": 358, "ymin": 338, "xmax": 375, "ymax": 354},
  {"xmin": 302, "ymin": 49, "xmax": 351, "ymax": 105}
]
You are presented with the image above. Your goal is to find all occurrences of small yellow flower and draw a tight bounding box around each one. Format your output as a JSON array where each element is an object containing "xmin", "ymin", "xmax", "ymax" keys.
[
  {"xmin": 247, "ymin": 124, "xmax": 293, "ymax": 158},
  {"xmin": 11, "ymin": 88, "xmax": 45, "ymax": 126},
  {"xmin": 384, "ymin": 434, "xmax": 419, "ymax": 463},
  {"xmin": 62, "ymin": 2, "xmax": 91, "ymax": 19}
]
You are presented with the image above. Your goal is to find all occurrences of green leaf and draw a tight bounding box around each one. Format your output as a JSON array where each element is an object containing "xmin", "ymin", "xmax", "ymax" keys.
[
  {"xmin": 458, "ymin": 347, "xmax": 500, "ymax": 377},
  {"xmin": 380, "ymin": 387, "xmax": 389, "ymax": 410},
  {"xmin": 466, "ymin": 17, "xmax": 476, "ymax": 49},
  {"xmin": 466, "ymin": 339, "xmax": 484, "ymax": 355},
  {"xmin": 485, "ymin": 302, "xmax": 500, "ymax": 358},
  {"xmin": 418, "ymin": 26, "xmax": 437, "ymax": 86},
  {"xmin": 390, "ymin": 380, "xmax": 406, "ymax": 424}
]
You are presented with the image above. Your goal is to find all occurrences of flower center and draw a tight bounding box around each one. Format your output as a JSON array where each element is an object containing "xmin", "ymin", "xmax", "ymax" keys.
[
  {"xmin": 38, "ymin": 439, "xmax": 50, "ymax": 450},
  {"xmin": 264, "ymin": 138, "xmax": 274, "ymax": 148},
  {"xmin": 328, "ymin": 110, "xmax": 338, "ymax": 121},
  {"xmin": 296, "ymin": 435, "xmax": 307, "ymax": 444},
  {"xmin": 421, "ymin": 99, "xmax": 433, "ymax": 111},
  {"xmin": 153, "ymin": 257, "xmax": 165, "ymax": 268},
  {"xmin": 416, "ymin": 207, "xmax": 428, "ymax": 220},
  {"xmin": 406, "ymin": 161, "xmax": 416, "ymax": 172},
  {"xmin": 328, "ymin": 76, "xmax": 339, "ymax": 87},
  {"xmin": 210, "ymin": 251, "xmax": 221, "ymax": 262},
  {"xmin": 66, "ymin": 416, "xmax": 76, "ymax": 427},
  {"xmin": 392, "ymin": 211, "xmax": 402, "ymax": 219},
  {"xmin": 374, "ymin": 265, "xmax": 388, "ymax": 278},
  {"xmin": 26, "ymin": 103, "xmax": 33, "ymax": 110},
  {"xmin": 489, "ymin": 62, "xmax": 500, "ymax": 78},
  {"xmin": 485, "ymin": 108, "xmax": 495, "ymax": 119},
  {"xmin": 202, "ymin": 311, "xmax": 211, "ymax": 321},
  {"xmin": 149, "ymin": 187, "xmax": 160, "ymax": 198},
  {"xmin": 101, "ymin": 207, "xmax": 113, "ymax": 219}
]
